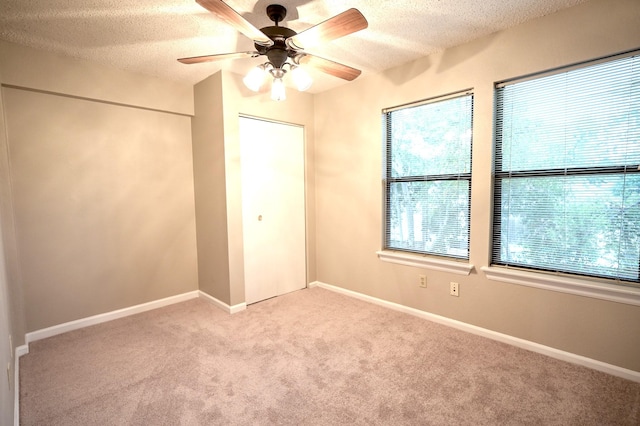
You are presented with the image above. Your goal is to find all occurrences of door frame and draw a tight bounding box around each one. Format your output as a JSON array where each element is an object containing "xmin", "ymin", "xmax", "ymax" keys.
[{"xmin": 239, "ymin": 115, "xmax": 308, "ymax": 304}]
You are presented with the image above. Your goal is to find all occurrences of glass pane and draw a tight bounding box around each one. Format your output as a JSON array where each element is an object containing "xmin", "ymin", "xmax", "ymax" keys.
[
  {"xmin": 389, "ymin": 95, "xmax": 472, "ymax": 177},
  {"xmin": 498, "ymin": 55, "xmax": 640, "ymax": 172},
  {"xmin": 387, "ymin": 180, "xmax": 469, "ymax": 258},
  {"xmin": 498, "ymin": 174, "xmax": 640, "ymax": 281}
]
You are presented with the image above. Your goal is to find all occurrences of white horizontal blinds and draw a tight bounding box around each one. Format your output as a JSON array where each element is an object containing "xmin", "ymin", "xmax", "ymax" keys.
[
  {"xmin": 384, "ymin": 92, "xmax": 473, "ymax": 259},
  {"xmin": 493, "ymin": 52, "xmax": 640, "ymax": 284}
]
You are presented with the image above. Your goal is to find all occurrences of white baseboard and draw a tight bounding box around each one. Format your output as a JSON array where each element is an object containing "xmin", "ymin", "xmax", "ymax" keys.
[
  {"xmin": 24, "ymin": 289, "xmax": 246, "ymax": 346},
  {"xmin": 15, "ymin": 344, "xmax": 28, "ymax": 358},
  {"xmin": 25, "ymin": 291, "xmax": 200, "ymax": 344},
  {"xmin": 198, "ymin": 291, "xmax": 246, "ymax": 314},
  {"xmin": 309, "ymin": 281, "xmax": 640, "ymax": 383}
]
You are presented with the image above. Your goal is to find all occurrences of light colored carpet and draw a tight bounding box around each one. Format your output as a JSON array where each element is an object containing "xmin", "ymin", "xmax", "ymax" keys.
[{"xmin": 20, "ymin": 287, "xmax": 640, "ymax": 425}]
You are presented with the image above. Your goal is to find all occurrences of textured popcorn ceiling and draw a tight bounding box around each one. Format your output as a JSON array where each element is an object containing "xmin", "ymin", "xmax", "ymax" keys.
[{"xmin": 0, "ymin": 0, "xmax": 589, "ymax": 93}]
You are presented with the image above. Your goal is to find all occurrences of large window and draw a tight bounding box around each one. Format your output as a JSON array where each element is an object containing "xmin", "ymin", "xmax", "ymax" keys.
[
  {"xmin": 493, "ymin": 52, "xmax": 640, "ymax": 284},
  {"xmin": 383, "ymin": 91, "xmax": 473, "ymax": 259}
]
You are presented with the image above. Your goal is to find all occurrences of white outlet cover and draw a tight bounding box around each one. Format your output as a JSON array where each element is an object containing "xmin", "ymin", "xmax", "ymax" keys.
[{"xmin": 450, "ymin": 282, "xmax": 459, "ymax": 296}]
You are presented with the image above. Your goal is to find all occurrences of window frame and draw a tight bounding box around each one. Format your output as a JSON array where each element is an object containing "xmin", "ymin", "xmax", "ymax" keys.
[
  {"xmin": 381, "ymin": 90, "xmax": 474, "ymax": 266},
  {"xmin": 488, "ymin": 50, "xmax": 640, "ymax": 300}
]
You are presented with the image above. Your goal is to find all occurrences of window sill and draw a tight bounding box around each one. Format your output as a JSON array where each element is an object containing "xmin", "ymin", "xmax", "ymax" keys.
[
  {"xmin": 481, "ymin": 266, "xmax": 640, "ymax": 307},
  {"xmin": 376, "ymin": 250, "xmax": 474, "ymax": 275}
]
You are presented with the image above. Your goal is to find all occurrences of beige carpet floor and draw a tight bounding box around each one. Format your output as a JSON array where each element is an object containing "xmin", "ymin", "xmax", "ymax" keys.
[{"xmin": 20, "ymin": 287, "xmax": 640, "ymax": 425}]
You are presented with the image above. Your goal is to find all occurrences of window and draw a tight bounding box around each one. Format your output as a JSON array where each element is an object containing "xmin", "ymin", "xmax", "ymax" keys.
[
  {"xmin": 493, "ymin": 52, "xmax": 640, "ymax": 285},
  {"xmin": 383, "ymin": 91, "xmax": 473, "ymax": 259}
]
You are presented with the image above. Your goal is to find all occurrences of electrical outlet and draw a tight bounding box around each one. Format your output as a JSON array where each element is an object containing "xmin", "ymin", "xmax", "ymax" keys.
[
  {"xmin": 419, "ymin": 275, "xmax": 427, "ymax": 288},
  {"xmin": 450, "ymin": 282, "xmax": 459, "ymax": 297}
]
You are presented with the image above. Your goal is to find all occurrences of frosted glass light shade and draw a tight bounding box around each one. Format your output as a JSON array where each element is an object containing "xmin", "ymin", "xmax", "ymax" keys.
[
  {"xmin": 291, "ymin": 66, "xmax": 312, "ymax": 91},
  {"xmin": 271, "ymin": 78, "xmax": 286, "ymax": 101},
  {"xmin": 243, "ymin": 66, "xmax": 266, "ymax": 92}
]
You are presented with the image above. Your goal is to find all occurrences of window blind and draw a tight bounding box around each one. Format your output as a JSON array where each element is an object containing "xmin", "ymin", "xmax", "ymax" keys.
[
  {"xmin": 384, "ymin": 92, "xmax": 473, "ymax": 259},
  {"xmin": 493, "ymin": 52, "xmax": 640, "ymax": 284}
]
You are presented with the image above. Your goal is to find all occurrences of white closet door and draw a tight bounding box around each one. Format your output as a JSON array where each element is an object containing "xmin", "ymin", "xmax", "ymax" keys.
[{"xmin": 240, "ymin": 116, "xmax": 306, "ymax": 305}]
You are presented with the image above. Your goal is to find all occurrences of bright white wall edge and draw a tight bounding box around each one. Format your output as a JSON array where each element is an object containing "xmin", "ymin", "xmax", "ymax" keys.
[{"xmin": 309, "ymin": 281, "xmax": 640, "ymax": 383}]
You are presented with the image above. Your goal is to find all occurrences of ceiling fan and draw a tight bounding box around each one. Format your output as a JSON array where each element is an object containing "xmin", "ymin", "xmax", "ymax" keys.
[{"xmin": 178, "ymin": 0, "xmax": 368, "ymax": 100}]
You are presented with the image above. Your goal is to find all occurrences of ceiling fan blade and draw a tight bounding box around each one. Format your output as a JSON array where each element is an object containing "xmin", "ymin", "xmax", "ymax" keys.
[
  {"xmin": 296, "ymin": 54, "xmax": 362, "ymax": 81},
  {"xmin": 287, "ymin": 8, "xmax": 368, "ymax": 50},
  {"xmin": 178, "ymin": 51, "xmax": 258, "ymax": 64},
  {"xmin": 196, "ymin": 0, "xmax": 273, "ymax": 47}
]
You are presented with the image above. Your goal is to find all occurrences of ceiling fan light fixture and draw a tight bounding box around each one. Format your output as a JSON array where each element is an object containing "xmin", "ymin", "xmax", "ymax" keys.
[
  {"xmin": 291, "ymin": 65, "xmax": 312, "ymax": 91},
  {"xmin": 271, "ymin": 77, "xmax": 286, "ymax": 101},
  {"xmin": 183, "ymin": 3, "xmax": 367, "ymax": 101},
  {"xmin": 243, "ymin": 65, "xmax": 267, "ymax": 92}
]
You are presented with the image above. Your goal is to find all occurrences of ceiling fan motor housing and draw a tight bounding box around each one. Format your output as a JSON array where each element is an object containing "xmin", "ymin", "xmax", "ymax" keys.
[{"xmin": 256, "ymin": 25, "xmax": 298, "ymax": 69}]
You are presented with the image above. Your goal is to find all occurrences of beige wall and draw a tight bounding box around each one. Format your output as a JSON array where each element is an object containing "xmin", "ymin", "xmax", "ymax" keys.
[
  {"xmin": 0, "ymin": 161, "xmax": 16, "ymax": 426},
  {"xmin": 313, "ymin": 0, "xmax": 640, "ymax": 372},
  {"xmin": 0, "ymin": 41, "xmax": 193, "ymax": 116},
  {"xmin": 0, "ymin": 48, "xmax": 27, "ymax": 425},
  {"xmin": 0, "ymin": 42, "xmax": 198, "ymax": 332},
  {"xmin": 0, "ymin": 0, "xmax": 637, "ymax": 403},
  {"xmin": 0, "ymin": 223, "xmax": 13, "ymax": 426},
  {"xmin": 222, "ymin": 72, "xmax": 316, "ymax": 306},
  {"xmin": 192, "ymin": 70, "xmax": 315, "ymax": 306},
  {"xmin": 192, "ymin": 72, "xmax": 232, "ymax": 303}
]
